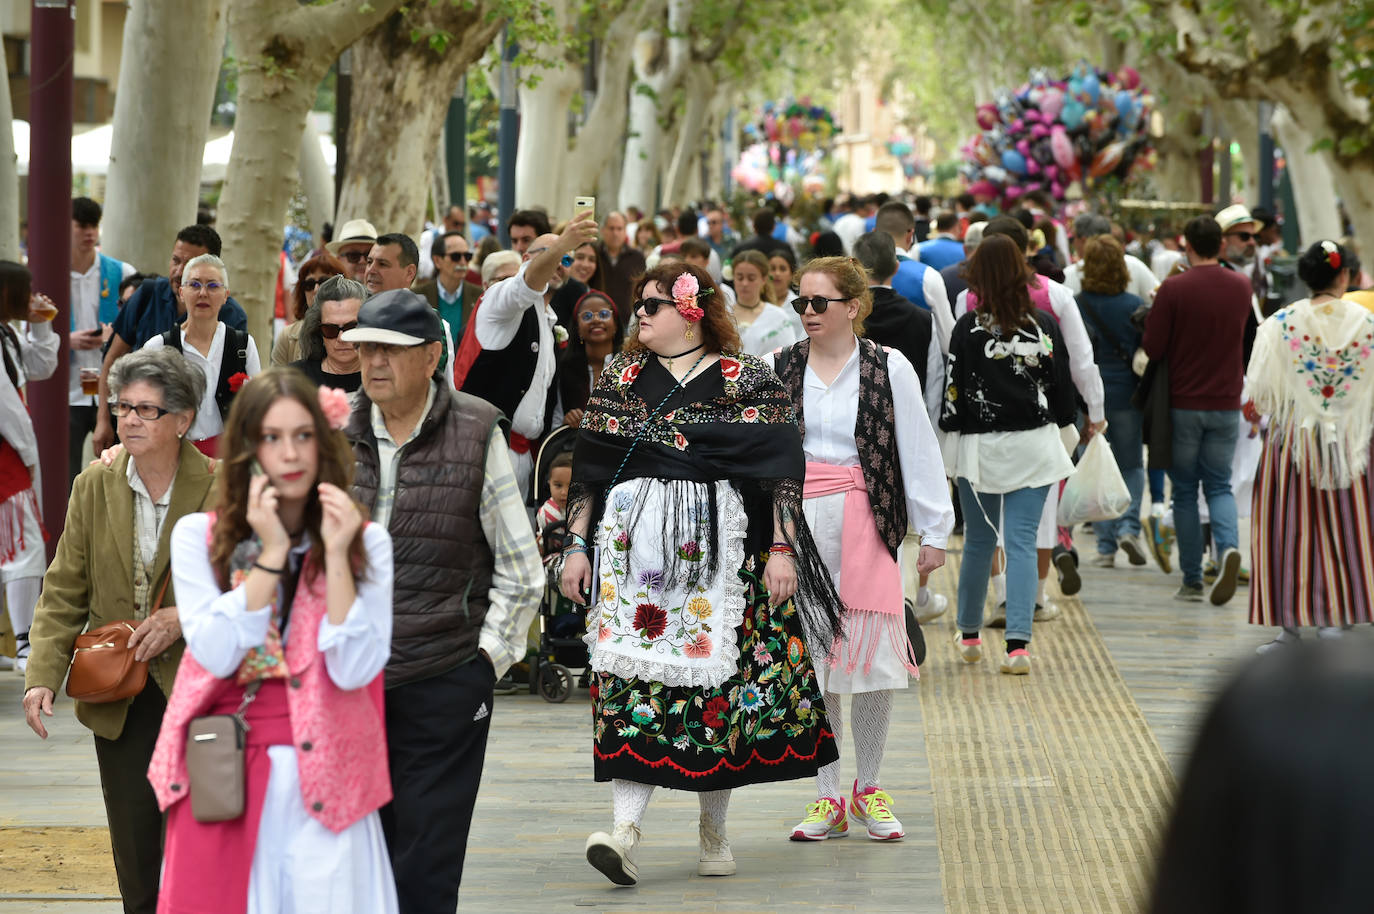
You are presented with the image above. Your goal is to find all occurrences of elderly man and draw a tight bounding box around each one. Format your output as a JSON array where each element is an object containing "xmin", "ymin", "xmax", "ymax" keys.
[
  {"xmin": 342, "ymin": 291, "xmax": 542, "ymax": 912},
  {"xmin": 457, "ymin": 213, "xmax": 597, "ymax": 498},
  {"xmin": 413, "ymin": 231, "xmax": 482, "ymax": 347},
  {"xmin": 589, "ymin": 211, "xmax": 646, "ymax": 319},
  {"xmin": 1062, "ymin": 213, "xmax": 1159, "ymax": 302},
  {"xmin": 328, "ymin": 218, "xmax": 379, "ymax": 282},
  {"xmin": 93, "ymin": 225, "xmax": 248, "ymax": 453}
]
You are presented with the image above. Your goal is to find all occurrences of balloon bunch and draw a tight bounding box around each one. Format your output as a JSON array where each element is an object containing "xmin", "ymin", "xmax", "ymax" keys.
[
  {"xmin": 886, "ymin": 134, "xmax": 928, "ymax": 181},
  {"xmin": 742, "ymin": 98, "xmax": 838, "ymax": 153},
  {"xmin": 735, "ymin": 98, "xmax": 839, "ymax": 198},
  {"xmin": 960, "ymin": 64, "xmax": 1153, "ymax": 205}
]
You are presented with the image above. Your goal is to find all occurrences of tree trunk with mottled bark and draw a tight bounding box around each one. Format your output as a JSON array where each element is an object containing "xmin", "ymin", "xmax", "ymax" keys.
[
  {"xmin": 103, "ymin": 0, "xmax": 227, "ymax": 271},
  {"xmin": 618, "ymin": 0, "xmax": 691, "ymax": 212},
  {"xmin": 1269, "ymin": 105, "xmax": 1341, "ymax": 247}
]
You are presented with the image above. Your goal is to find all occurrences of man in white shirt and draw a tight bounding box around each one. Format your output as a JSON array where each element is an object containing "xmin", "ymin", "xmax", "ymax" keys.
[
  {"xmin": 459, "ymin": 212, "xmax": 599, "ymax": 499},
  {"xmin": 68, "ymin": 197, "xmax": 134, "ymax": 483},
  {"xmin": 1062, "ymin": 213, "xmax": 1160, "ymax": 303}
]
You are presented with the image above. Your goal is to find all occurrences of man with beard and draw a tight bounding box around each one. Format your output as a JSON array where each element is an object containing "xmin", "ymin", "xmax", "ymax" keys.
[{"xmin": 458, "ymin": 213, "xmax": 598, "ymax": 499}]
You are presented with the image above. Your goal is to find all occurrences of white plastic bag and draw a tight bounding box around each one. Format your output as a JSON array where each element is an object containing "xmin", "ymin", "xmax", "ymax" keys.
[{"xmin": 1057, "ymin": 433, "xmax": 1131, "ymax": 525}]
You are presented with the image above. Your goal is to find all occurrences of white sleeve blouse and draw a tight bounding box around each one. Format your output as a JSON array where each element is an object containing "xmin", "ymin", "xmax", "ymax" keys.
[{"xmin": 172, "ymin": 513, "xmax": 394, "ymax": 690}]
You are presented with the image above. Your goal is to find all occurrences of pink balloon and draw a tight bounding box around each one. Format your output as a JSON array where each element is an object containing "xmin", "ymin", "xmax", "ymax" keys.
[
  {"xmin": 1016, "ymin": 139, "xmax": 1031, "ymax": 157},
  {"xmin": 1117, "ymin": 66, "xmax": 1141, "ymax": 90},
  {"xmin": 1050, "ymin": 127, "xmax": 1075, "ymax": 170},
  {"xmin": 1051, "ymin": 182, "xmax": 1066, "ymax": 198},
  {"xmin": 1041, "ymin": 88, "xmax": 1065, "ymax": 121},
  {"xmin": 1031, "ymin": 124, "xmax": 1050, "ymax": 139},
  {"xmin": 976, "ymin": 105, "xmax": 999, "ymax": 130},
  {"xmin": 1046, "ymin": 165, "xmax": 1059, "ymax": 181},
  {"xmin": 1026, "ymin": 158, "xmax": 1042, "ymax": 176}
]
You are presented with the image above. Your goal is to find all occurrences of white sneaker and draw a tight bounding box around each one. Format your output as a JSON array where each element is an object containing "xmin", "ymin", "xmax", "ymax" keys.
[
  {"xmin": 698, "ymin": 818, "xmax": 736, "ymax": 876},
  {"xmin": 1034, "ymin": 601, "xmax": 1061, "ymax": 622},
  {"xmin": 1119, "ymin": 535, "xmax": 1149, "ymax": 566},
  {"xmin": 1256, "ymin": 629, "xmax": 1300, "ymax": 655},
  {"xmin": 850, "ymin": 782, "xmax": 904, "ymax": 840},
  {"xmin": 1090, "ymin": 553, "xmax": 1116, "ymax": 568},
  {"xmin": 914, "ymin": 592, "xmax": 948, "ymax": 624},
  {"xmin": 953, "ymin": 630, "xmax": 983, "ymax": 663},
  {"xmin": 789, "ymin": 797, "xmax": 849, "ymax": 841},
  {"xmin": 586, "ymin": 822, "xmax": 641, "ymax": 886}
]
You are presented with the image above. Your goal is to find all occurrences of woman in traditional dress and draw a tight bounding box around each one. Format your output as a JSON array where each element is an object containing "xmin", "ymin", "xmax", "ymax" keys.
[
  {"xmin": 775, "ymin": 256, "xmax": 953, "ymax": 842},
  {"xmin": 559, "ymin": 261, "xmax": 844, "ymax": 887},
  {"xmin": 1248, "ymin": 240, "xmax": 1374, "ymax": 652},
  {"xmin": 730, "ymin": 250, "xmax": 800, "ymax": 357},
  {"xmin": 149, "ymin": 369, "xmax": 397, "ymax": 913}
]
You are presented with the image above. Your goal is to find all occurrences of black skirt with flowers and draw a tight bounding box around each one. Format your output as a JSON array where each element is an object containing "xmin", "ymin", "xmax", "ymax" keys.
[{"xmin": 591, "ymin": 555, "xmax": 838, "ymax": 792}]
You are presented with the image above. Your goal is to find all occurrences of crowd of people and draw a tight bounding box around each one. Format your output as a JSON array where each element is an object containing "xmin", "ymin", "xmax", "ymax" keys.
[{"xmin": 2, "ymin": 182, "xmax": 1372, "ymax": 910}]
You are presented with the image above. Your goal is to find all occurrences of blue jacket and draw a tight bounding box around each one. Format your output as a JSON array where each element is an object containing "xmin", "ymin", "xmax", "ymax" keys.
[
  {"xmin": 113, "ymin": 276, "xmax": 248, "ymax": 350},
  {"xmin": 891, "ymin": 258, "xmax": 929, "ymax": 310},
  {"xmin": 916, "ymin": 237, "xmax": 965, "ymax": 272}
]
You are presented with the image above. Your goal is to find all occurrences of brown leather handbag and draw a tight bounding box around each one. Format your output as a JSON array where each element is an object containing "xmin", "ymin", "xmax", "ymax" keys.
[{"xmin": 65, "ymin": 575, "xmax": 169, "ymax": 703}]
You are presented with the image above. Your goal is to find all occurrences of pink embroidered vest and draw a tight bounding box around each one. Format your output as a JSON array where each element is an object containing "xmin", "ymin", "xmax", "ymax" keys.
[
  {"xmin": 147, "ymin": 513, "xmax": 391, "ymax": 833},
  {"xmin": 966, "ymin": 274, "xmax": 1056, "ymax": 323}
]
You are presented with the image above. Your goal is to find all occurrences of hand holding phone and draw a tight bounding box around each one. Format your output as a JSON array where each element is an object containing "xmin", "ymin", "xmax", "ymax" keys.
[{"xmin": 574, "ymin": 196, "xmax": 595, "ymax": 219}]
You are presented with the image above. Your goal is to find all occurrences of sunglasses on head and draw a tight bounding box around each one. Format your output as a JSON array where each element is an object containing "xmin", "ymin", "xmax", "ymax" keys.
[
  {"xmin": 320, "ymin": 320, "xmax": 358, "ymax": 339},
  {"xmin": 445, "ymin": 251, "xmax": 474, "ymax": 263},
  {"xmin": 1227, "ymin": 231, "xmax": 1255, "ymax": 242},
  {"xmin": 791, "ymin": 295, "xmax": 849, "ymax": 315},
  {"xmin": 300, "ymin": 274, "xmax": 341, "ymax": 292},
  {"xmin": 579, "ymin": 308, "xmax": 614, "ymax": 322},
  {"xmin": 634, "ymin": 297, "xmax": 677, "ymax": 316}
]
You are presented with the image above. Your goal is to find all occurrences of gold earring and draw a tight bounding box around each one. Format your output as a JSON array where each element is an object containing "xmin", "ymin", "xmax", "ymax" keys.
[{"xmin": 684, "ymin": 324, "xmax": 696, "ymax": 342}]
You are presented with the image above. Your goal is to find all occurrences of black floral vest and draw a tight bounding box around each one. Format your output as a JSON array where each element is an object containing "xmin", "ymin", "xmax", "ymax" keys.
[{"xmin": 774, "ymin": 338, "xmax": 907, "ymax": 559}]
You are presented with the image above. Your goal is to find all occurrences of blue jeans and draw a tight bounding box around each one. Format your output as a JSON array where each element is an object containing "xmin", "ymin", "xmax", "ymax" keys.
[
  {"xmin": 1168, "ymin": 409, "xmax": 1240, "ymax": 585},
  {"xmin": 956, "ymin": 480, "xmax": 1049, "ymax": 644},
  {"xmin": 1095, "ymin": 406, "xmax": 1145, "ymax": 553}
]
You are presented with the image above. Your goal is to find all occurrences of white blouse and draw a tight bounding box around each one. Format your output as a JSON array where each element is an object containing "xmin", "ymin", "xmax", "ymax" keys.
[
  {"xmin": 802, "ymin": 340, "xmax": 955, "ymax": 548},
  {"xmin": 142, "ymin": 323, "xmax": 263, "ymax": 441},
  {"xmin": 172, "ymin": 514, "xmax": 393, "ymax": 690},
  {"xmin": 736, "ymin": 303, "xmax": 801, "ymax": 357}
]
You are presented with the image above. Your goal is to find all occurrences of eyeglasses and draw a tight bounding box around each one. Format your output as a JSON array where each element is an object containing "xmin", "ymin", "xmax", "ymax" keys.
[
  {"xmin": 445, "ymin": 251, "xmax": 474, "ymax": 263},
  {"xmin": 634, "ymin": 297, "xmax": 677, "ymax": 316},
  {"xmin": 1226, "ymin": 231, "xmax": 1255, "ymax": 242},
  {"xmin": 358, "ymin": 341, "xmax": 423, "ymax": 358},
  {"xmin": 579, "ymin": 309, "xmax": 614, "ymax": 323},
  {"xmin": 182, "ymin": 281, "xmax": 224, "ymax": 293},
  {"xmin": 792, "ymin": 295, "xmax": 850, "ymax": 315},
  {"xmin": 320, "ymin": 320, "xmax": 358, "ymax": 339},
  {"xmin": 340, "ymin": 250, "xmax": 368, "ymax": 264},
  {"xmin": 300, "ymin": 274, "xmax": 339, "ymax": 292},
  {"xmin": 110, "ymin": 400, "xmax": 171, "ymax": 420}
]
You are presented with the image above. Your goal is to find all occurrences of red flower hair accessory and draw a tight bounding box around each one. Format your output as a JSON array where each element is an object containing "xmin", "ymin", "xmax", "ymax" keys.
[
  {"xmin": 672, "ymin": 273, "xmax": 708, "ymax": 323},
  {"xmin": 1321, "ymin": 239, "xmax": 1342, "ymax": 271}
]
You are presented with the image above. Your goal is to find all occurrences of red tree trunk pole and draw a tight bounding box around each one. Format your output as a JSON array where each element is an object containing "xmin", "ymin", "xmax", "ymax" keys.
[{"xmin": 28, "ymin": 0, "xmax": 74, "ymax": 556}]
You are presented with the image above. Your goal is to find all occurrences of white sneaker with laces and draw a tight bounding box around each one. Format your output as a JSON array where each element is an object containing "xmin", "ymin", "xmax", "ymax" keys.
[
  {"xmin": 1119, "ymin": 534, "xmax": 1149, "ymax": 566},
  {"xmin": 698, "ymin": 818, "xmax": 736, "ymax": 876},
  {"xmin": 789, "ymin": 797, "xmax": 848, "ymax": 841},
  {"xmin": 1034, "ymin": 601, "xmax": 1061, "ymax": 622},
  {"xmin": 914, "ymin": 592, "xmax": 948, "ymax": 624},
  {"xmin": 586, "ymin": 822, "xmax": 641, "ymax": 886},
  {"xmin": 1090, "ymin": 553, "xmax": 1116, "ymax": 568},
  {"xmin": 850, "ymin": 781, "xmax": 904, "ymax": 840}
]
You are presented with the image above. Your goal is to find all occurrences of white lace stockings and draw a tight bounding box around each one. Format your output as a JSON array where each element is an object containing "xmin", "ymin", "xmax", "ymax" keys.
[
  {"xmin": 815, "ymin": 689, "xmax": 895, "ymax": 800},
  {"xmin": 609, "ymin": 780, "xmax": 731, "ymax": 829}
]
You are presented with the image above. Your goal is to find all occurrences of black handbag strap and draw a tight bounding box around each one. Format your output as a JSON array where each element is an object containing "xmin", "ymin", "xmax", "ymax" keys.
[{"xmin": 1077, "ymin": 294, "xmax": 1135, "ymax": 371}]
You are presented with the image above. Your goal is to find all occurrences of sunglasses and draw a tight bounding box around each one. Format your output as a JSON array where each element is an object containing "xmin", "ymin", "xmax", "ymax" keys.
[
  {"xmin": 340, "ymin": 250, "xmax": 368, "ymax": 264},
  {"xmin": 445, "ymin": 251, "xmax": 474, "ymax": 263},
  {"xmin": 579, "ymin": 309, "xmax": 614, "ymax": 323},
  {"xmin": 1226, "ymin": 231, "xmax": 1255, "ymax": 242},
  {"xmin": 634, "ymin": 297, "xmax": 677, "ymax": 316},
  {"xmin": 300, "ymin": 274, "xmax": 340, "ymax": 292},
  {"xmin": 320, "ymin": 320, "xmax": 358, "ymax": 339},
  {"xmin": 792, "ymin": 295, "xmax": 849, "ymax": 315}
]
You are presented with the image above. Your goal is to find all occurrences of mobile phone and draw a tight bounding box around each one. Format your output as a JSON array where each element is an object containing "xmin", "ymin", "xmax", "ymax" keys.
[
  {"xmin": 574, "ymin": 195, "xmax": 595, "ymax": 219},
  {"xmin": 250, "ymin": 459, "xmax": 264, "ymax": 477}
]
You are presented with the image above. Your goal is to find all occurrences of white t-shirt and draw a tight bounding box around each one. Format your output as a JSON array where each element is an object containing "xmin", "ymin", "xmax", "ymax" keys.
[
  {"xmin": 1062, "ymin": 254, "xmax": 1159, "ymax": 303},
  {"xmin": 141, "ymin": 323, "xmax": 262, "ymax": 441},
  {"xmin": 735, "ymin": 303, "xmax": 800, "ymax": 357}
]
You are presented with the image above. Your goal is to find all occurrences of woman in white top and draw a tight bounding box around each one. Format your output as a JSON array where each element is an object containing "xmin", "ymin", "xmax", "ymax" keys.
[
  {"xmin": 141, "ymin": 254, "xmax": 261, "ymax": 456},
  {"xmin": 731, "ymin": 250, "xmax": 799, "ymax": 357},
  {"xmin": 774, "ymin": 256, "xmax": 953, "ymax": 843},
  {"xmin": 769, "ymin": 249, "xmax": 799, "ymax": 310}
]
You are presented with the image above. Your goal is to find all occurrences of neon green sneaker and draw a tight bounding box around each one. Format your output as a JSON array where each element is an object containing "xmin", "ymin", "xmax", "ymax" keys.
[
  {"xmin": 850, "ymin": 782, "xmax": 905, "ymax": 840},
  {"xmin": 789, "ymin": 797, "xmax": 849, "ymax": 841}
]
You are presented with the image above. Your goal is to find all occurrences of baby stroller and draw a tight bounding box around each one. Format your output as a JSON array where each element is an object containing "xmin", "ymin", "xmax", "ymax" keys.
[{"xmin": 528, "ymin": 425, "xmax": 587, "ymax": 702}]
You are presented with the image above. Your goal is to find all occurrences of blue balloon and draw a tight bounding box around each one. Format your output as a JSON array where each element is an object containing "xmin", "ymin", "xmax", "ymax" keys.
[
  {"xmin": 1061, "ymin": 99, "xmax": 1086, "ymax": 129},
  {"xmin": 1001, "ymin": 149, "xmax": 1028, "ymax": 175},
  {"xmin": 1083, "ymin": 73, "xmax": 1101, "ymax": 105}
]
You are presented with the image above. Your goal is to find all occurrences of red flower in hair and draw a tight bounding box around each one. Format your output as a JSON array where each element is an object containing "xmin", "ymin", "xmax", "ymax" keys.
[{"xmin": 227, "ymin": 372, "xmax": 249, "ymax": 393}]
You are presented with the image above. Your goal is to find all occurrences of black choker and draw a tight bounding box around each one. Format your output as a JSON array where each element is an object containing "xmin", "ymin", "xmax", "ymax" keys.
[{"xmin": 658, "ymin": 343, "xmax": 703, "ymax": 360}]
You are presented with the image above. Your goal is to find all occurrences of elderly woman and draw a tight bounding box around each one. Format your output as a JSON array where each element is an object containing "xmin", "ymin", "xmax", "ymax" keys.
[
  {"xmin": 482, "ymin": 250, "xmax": 522, "ymax": 289},
  {"xmin": 290, "ymin": 276, "xmax": 366, "ymax": 392},
  {"xmin": 22, "ymin": 348, "xmax": 217, "ymax": 913},
  {"xmin": 141, "ymin": 253, "xmax": 262, "ymax": 457},
  {"xmin": 271, "ymin": 252, "xmax": 346, "ymax": 367}
]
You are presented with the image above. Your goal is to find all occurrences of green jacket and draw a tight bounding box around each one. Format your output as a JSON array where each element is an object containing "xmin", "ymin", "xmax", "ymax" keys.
[{"xmin": 25, "ymin": 439, "xmax": 216, "ymax": 740}]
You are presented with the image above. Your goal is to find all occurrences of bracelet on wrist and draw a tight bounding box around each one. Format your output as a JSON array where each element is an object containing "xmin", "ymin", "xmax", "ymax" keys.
[
  {"xmin": 568, "ymin": 532, "xmax": 589, "ymax": 547},
  {"xmin": 252, "ymin": 560, "xmax": 286, "ymax": 575},
  {"xmin": 562, "ymin": 545, "xmax": 589, "ymax": 557}
]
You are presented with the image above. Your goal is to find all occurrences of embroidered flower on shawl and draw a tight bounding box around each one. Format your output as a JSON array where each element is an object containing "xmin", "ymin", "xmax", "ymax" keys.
[
  {"xmin": 317, "ymin": 386, "xmax": 351, "ymax": 430},
  {"xmin": 228, "ymin": 372, "xmax": 249, "ymax": 393},
  {"xmin": 752, "ymin": 643, "xmax": 773, "ymax": 664},
  {"xmin": 677, "ymin": 540, "xmax": 703, "ymax": 562},
  {"xmin": 787, "ymin": 636, "xmax": 804, "ymax": 666},
  {"xmin": 619, "ymin": 363, "xmax": 641, "ymax": 385},
  {"xmin": 631, "ymin": 702, "xmax": 657, "ymax": 724},
  {"xmin": 684, "ymin": 633, "xmax": 713, "ymax": 659},
  {"xmin": 702, "ymin": 695, "xmax": 730, "ymax": 728},
  {"xmin": 637, "ymin": 569, "xmax": 665, "ymax": 593},
  {"xmin": 672, "ymin": 273, "xmax": 706, "ymax": 322},
  {"xmin": 673, "ymin": 431, "xmax": 688, "ymax": 450},
  {"xmin": 633, "ymin": 602, "xmax": 667, "ymax": 639},
  {"xmin": 740, "ymin": 406, "xmax": 760, "ymax": 422},
  {"xmin": 612, "ymin": 490, "xmax": 635, "ymax": 513},
  {"xmin": 613, "ymin": 531, "xmax": 630, "ymax": 551},
  {"xmin": 601, "ymin": 581, "xmax": 616, "ymax": 603},
  {"xmin": 685, "ymin": 595, "xmax": 713, "ymax": 620},
  {"xmin": 719, "ymin": 357, "xmax": 742, "ymax": 381},
  {"xmin": 606, "ymin": 416, "xmax": 621, "ymax": 433},
  {"xmin": 738, "ymin": 682, "xmax": 770, "ymax": 713}
]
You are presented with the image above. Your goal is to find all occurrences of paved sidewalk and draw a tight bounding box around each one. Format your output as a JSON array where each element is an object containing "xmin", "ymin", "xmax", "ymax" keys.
[{"xmin": 0, "ymin": 524, "xmax": 1330, "ymax": 912}]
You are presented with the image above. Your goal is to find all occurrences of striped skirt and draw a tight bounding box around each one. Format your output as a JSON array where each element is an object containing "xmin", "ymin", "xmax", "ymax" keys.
[{"xmin": 1250, "ymin": 430, "xmax": 1374, "ymax": 628}]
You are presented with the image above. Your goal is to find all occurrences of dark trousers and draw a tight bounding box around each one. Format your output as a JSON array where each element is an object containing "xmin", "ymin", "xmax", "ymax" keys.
[
  {"xmin": 92, "ymin": 683, "xmax": 167, "ymax": 914},
  {"xmin": 69, "ymin": 404, "xmax": 97, "ymax": 486},
  {"xmin": 380, "ymin": 657, "xmax": 495, "ymax": 914}
]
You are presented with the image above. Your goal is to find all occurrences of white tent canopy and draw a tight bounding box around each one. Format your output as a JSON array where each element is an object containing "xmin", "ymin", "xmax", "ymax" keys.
[{"xmin": 12, "ymin": 120, "xmax": 337, "ymax": 180}]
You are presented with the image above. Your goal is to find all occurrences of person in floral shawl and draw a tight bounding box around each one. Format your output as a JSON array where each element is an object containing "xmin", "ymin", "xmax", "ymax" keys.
[{"xmin": 559, "ymin": 261, "xmax": 845, "ymax": 888}]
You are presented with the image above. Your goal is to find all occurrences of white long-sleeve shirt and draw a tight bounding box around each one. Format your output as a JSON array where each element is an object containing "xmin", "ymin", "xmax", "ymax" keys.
[
  {"xmin": 1062, "ymin": 254, "xmax": 1160, "ymax": 303},
  {"xmin": 954, "ymin": 279, "xmax": 1105, "ymax": 423},
  {"xmin": 473, "ymin": 262, "xmax": 558, "ymax": 439},
  {"xmin": 173, "ymin": 515, "xmax": 394, "ymax": 691},
  {"xmin": 801, "ymin": 340, "xmax": 955, "ymax": 548},
  {"xmin": 923, "ymin": 268, "xmax": 956, "ymax": 356},
  {"xmin": 141, "ymin": 323, "xmax": 263, "ymax": 440},
  {"xmin": 0, "ymin": 323, "xmax": 58, "ymax": 467}
]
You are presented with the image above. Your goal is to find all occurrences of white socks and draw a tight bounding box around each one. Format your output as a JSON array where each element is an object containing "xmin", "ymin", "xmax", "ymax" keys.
[
  {"xmin": 611, "ymin": 779, "xmax": 654, "ymax": 827},
  {"xmin": 815, "ymin": 690, "xmax": 896, "ymax": 799},
  {"xmin": 1035, "ymin": 576, "xmax": 1047, "ymax": 607},
  {"xmin": 991, "ymin": 573, "xmax": 1007, "ymax": 605},
  {"xmin": 6, "ymin": 576, "xmax": 38, "ymax": 647},
  {"xmin": 698, "ymin": 789, "xmax": 730, "ymax": 827},
  {"xmin": 916, "ymin": 586, "xmax": 931, "ymax": 607}
]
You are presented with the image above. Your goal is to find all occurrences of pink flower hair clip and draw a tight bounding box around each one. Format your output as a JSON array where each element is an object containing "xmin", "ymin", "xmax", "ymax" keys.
[
  {"xmin": 671, "ymin": 273, "xmax": 709, "ymax": 323},
  {"xmin": 317, "ymin": 386, "xmax": 352, "ymax": 430}
]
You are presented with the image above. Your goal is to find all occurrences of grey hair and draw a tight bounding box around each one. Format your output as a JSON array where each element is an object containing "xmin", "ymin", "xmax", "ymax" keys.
[
  {"xmin": 482, "ymin": 250, "xmax": 521, "ymax": 286},
  {"xmin": 183, "ymin": 252, "xmax": 229, "ymax": 287},
  {"xmin": 315, "ymin": 275, "xmax": 364, "ymax": 307},
  {"xmin": 1072, "ymin": 213, "xmax": 1112, "ymax": 242},
  {"xmin": 108, "ymin": 347, "xmax": 206, "ymax": 419},
  {"xmin": 963, "ymin": 222, "xmax": 986, "ymax": 252}
]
